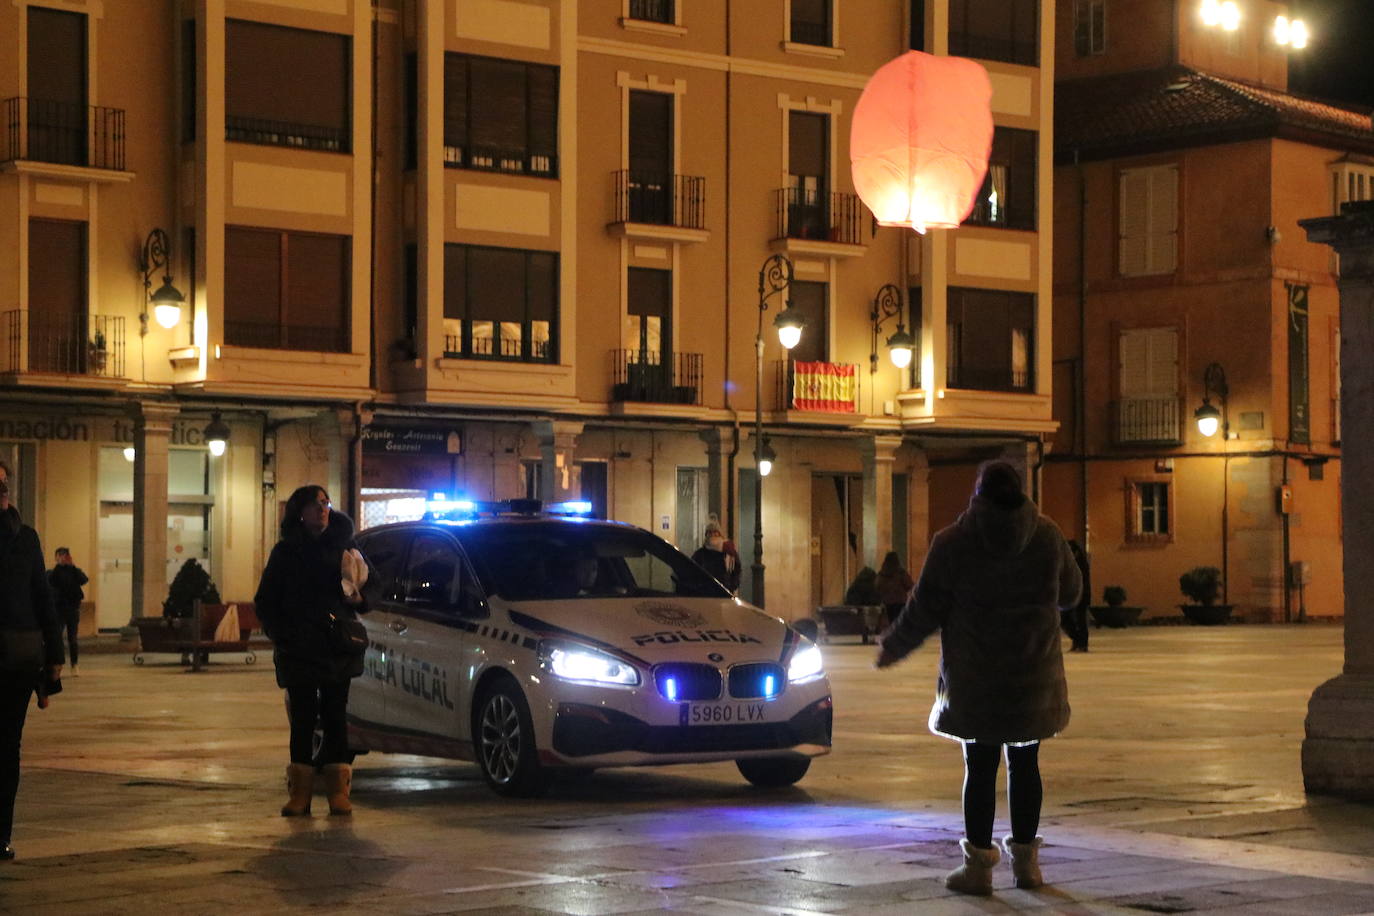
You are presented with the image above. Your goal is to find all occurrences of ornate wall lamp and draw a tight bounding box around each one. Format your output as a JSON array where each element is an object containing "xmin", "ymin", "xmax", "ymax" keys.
[
  {"xmin": 1194, "ymin": 362, "xmax": 1229, "ymax": 438},
  {"xmin": 203, "ymin": 411, "xmax": 231, "ymax": 457},
  {"xmin": 870, "ymin": 284, "xmax": 915, "ymax": 372},
  {"xmin": 139, "ymin": 228, "xmax": 185, "ymax": 335}
]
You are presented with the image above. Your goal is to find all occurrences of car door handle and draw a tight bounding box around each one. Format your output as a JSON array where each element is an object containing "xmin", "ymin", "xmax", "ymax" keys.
[{"xmin": 389, "ymin": 620, "xmax": 408, "ymax": 635}]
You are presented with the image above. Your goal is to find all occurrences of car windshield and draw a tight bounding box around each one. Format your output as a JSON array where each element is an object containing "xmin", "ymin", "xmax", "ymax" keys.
[{"xmin": 454, "ymin": 521, "xmax": 733, "ymax": 601}]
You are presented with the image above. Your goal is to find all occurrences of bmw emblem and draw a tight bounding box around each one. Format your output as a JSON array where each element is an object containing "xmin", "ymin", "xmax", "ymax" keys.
[{"xmin": 707, "ymin": 652, "xmax": 725, "ymax": 662}]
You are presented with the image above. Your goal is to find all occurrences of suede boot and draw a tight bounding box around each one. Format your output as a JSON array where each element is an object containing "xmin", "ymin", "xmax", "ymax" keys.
[
  {"xmin": 281, "ymin": 763, "xmax": 314, "ymax": 817},
  {"xmin": 945, "ymin": 838, "xmax": 1000, "ymax": 896},
  {"xmin": 322, "ymin": 763, "xmax": 352, "ymax": 816},
  {"xmin": 1002, "ymin": 835, "xmax": 1044, "ymax": 889}
]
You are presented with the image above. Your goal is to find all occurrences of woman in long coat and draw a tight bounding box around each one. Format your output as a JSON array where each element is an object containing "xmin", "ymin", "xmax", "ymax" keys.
[
  {"xmin": 255, "ymin": 485, "xmax": 374, "ymax": 817},
  {"xmin": 0, "ymin": 461, "xmax": 64, "ymax": 861},
  {"xmin": 876, "ymin": 461, "xmax": 1081, "ymax": 896}
]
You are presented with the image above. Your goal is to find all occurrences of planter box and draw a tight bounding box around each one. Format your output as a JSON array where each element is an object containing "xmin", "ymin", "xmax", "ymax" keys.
[
  {"xmin": 1181, "ymin": 604, "xmax": 1234, "ymax": 626},
  {"xmin": 1089, "ymin": 605, "xmax": 1143, "ymax": 628}
]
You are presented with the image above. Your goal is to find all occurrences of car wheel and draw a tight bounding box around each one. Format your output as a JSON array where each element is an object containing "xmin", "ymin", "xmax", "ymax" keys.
[
  {"xmin": 476, "ymin": 678, "xmax": 547, "ymax": 797},
  {"xmin": 736, "ymin": 755, "xmax": 811, "ymax": 788}
]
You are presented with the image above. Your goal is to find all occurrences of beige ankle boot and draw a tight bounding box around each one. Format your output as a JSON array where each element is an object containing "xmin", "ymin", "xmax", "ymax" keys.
[
  {"xmin": 322, "ymin": 763, "xmax": 353, "ymax": 816},
  {"xmin": 945, "ymin": 838, "xmax": 1000, "ymax": 896},
  {"xmin": 1002, "ymin": 835, "xmax": 1044, "ymax": 889},
  {"xmin": 281, "ymin": 763, "xmax": 314, "ymax": 817}
]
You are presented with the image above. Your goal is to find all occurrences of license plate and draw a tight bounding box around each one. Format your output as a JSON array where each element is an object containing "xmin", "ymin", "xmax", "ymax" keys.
[{"xmin": 681, "ymin": 702, "xmax": 767, "ymax": 726}]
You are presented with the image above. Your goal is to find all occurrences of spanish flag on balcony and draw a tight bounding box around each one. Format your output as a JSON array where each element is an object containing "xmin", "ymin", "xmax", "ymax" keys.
[{"xmin": 793, "ymin": 361, "xmax": 857, "ymax": 413}]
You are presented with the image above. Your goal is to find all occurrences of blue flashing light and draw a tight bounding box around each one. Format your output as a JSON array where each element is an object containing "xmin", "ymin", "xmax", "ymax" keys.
[
  {"xmin": 664, "ymin": 677, "xmax": 678, "ymax": 702},
  {"xmin": 763, "ymin": 675, "xmax": 776, "ymax": 697},
  {"xmin": 431, "ymin": 491, "xmax": 447, "ymax": 500},
  {"xmin": 547, "ymin": 500, "xmax": 594, "ymax": 516},
  {"xmin": 426, "ymin": 497, "xmax": 477, "ymax": 518}
]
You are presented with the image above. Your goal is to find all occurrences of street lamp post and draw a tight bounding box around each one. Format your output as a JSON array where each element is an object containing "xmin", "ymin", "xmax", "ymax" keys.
[
  {"xmin": 753, "ymin": 253, "xmax": 800, "ymax": 609},
  {"xmin": 139, "ymin": 228, "xmax": 185, "ymax": 335},
  {"xmin": 869, "ymin": 283, "xmax": 915, "ymax": 373},
  {"xmin": 1195, "ymin": 361, "xmax": 1230, "ymax": 603}
]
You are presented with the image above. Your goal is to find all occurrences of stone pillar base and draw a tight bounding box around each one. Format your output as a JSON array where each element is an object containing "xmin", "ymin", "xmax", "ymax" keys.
[{"xmin": 1302, "ymin": 673, "xmax": 1374, "ymax": 801}]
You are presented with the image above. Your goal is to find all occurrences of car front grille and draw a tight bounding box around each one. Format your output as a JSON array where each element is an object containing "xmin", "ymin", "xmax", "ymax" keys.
[
  {"xmin": 653, "ymin": 663, "xmax": 722, "ymax": 701},
  {"xmin": 727, "ymin": 663, "xmax": 785, "ymax": 699}
]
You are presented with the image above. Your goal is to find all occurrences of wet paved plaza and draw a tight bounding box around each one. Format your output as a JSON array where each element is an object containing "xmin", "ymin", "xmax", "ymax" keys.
[{"xmin": 3, "ymin": 625, "xmax": 1372, "ymax": 914}]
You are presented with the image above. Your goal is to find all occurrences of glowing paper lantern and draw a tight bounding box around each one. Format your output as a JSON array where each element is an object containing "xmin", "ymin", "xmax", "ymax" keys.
[{"xmin": 850, "ymin": 51, "xmax": 994, "ymax": 233}]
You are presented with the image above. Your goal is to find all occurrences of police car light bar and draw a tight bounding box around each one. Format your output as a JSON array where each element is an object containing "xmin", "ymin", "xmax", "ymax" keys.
[
  {"xmin": 545, "ymin": 500, "xmax": 594, "ymax": 516},
  {"xmin": 424, "ymin": 496, "xmax": 594, "ymax": 521}
]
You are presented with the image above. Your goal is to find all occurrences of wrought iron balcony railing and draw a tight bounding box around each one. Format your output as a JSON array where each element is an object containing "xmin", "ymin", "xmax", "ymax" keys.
[
  {"xmin": 613, "ymin": 170, "xmax": 706, "ymax": 230},
  {"xmin": 1, "ymin": 310, "xmax": 125, "ymax": 378},
  {"xmin": 611, "ymin": 349, "xmax": 702, "ymax": 405},
  {"xmin": 225, "ymin": 320, "xmax": 349, "ymax": 353},
  {"xmin": 774, "ymin": 188, "xmax": 864, "ymax": 245},
  {"xmin": 629, "ymin": 0, "xmax": 674, "ymax": 23},
  {"xmin": 775, "ymin": 359, "xmax": 860, "ymax": 413},
  {"xmin": 0, "ymin": 97, "xmax": 126, "ymax": 170},
  {"xmin": 1115, "ymin": 397, "xmax": 1182, "ymax": 444},
  {"xmin": 443, "ymin": 143, "xmax": 556, "ymax": 177},
  {"xmin": 226, "ymin": 115, "xmax": 350, "ymax": 153},
  {"xmin": 443, "ymin": 333, "xmax": 553, "ymax": 363}
]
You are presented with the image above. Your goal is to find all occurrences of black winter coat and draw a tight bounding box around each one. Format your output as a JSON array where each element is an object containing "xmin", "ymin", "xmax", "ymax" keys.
[
  {"xmin": 254, "ymin": 511, "xmax": 375, "ymax": 688},
  {"xmin": 0, "ymin": 507, "xmax": 64, "ymax": 670}
]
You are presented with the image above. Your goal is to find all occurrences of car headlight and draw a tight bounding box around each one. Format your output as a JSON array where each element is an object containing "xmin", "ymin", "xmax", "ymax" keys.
[
  {"xmin": 539, "ymin": 642, "xmax": 640, "ymax": 687},
  {"xmin": 787, "ymin": 642, "xmax": 824, "ymax": 682}
]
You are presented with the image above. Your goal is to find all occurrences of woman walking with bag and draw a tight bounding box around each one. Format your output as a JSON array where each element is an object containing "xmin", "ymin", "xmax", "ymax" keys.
[
  {"xmin": 255, "ymin": 485, "xmax": 374, "ymax": 817},
  {"xmin": 0, "ymin": 461, "xmax": 64, "ymax": 860},
  {"xmin": 876, "ymin": 461, "xmax": 1081, "ymax": 896}
]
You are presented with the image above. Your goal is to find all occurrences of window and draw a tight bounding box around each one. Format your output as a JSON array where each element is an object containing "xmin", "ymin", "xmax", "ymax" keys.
[
  {"xmin": 788, "ymin": 281, "xmax": 829, "ymax": 364},
  {"xmin": 627, "ymin": 90, "xmax": 673, "ymax": 222},
  {"xmin": 1128, "ymin": 480, "xmax": 1172, "ymax": 542},
  {"xmin": 1074, "ymin": 0, "xmax": 1106, "ymax": 56},
  {"xmin": 1288, "ymin": 283, "xmax": 1310, "ymax": 445},
  {"xmin": 968, "ymin": 128, "xmax": 1036, "ymax": 230},
  {"xmin": 790, "ymin": 0, "xmax": 832, "ymax": 46},
  {"xmin": 629, "ymin": 0, "xmax": 674, "ymax": 24},
  {"xmin": 626, "ymin": 267, "xmax": 671, "ymax": 358},
  {"xmin": 1117, "ymin": 327, "xmax": 1179, "ymax": 443},
  {"xmin": 356, "ymin": 528, "xmax": 409, "ymax": 587},
  {"xmin": 27, "ymin": 218, "xmax": 87, "ymax": 373},
  {"xmin": 948, "ymin": 0, "xmax": 1038, "ymax": 66},
  {"xmin": 25, "ymin": 7, "xmax": 88, "ymax": 166},
  {"xmin": 226, "ymin": 20, "xmax": 350, "ymax": 152},
  {"xmin": 1119, "ymin": 164, "xmax": 1178, "ymax": 277},
  {"xmin": 786, "ymin": 111, "xmax": 830, "ymax": 238},
  {"xmin": 946, "ymin": 288, "xmax": 1033, "ymax": 392},
  {"xmin": 182, "ymin": 20, "xmax": 196, "ymax": 143},
  {"xmin": 443, "ymin": 244, "xmax": 558, "ymax": 363},
  {"xmin": 224, "ymin": 227, "xmax": 350, "ymax": 352},
  {"xmin": 1331, "ymin": 160, "xmax": 1374, "ymax": 213},
  {"xmin": 910, "ymin": 0, "xmax": 926, "ymax": 50},
  {"xmin": 445, "ymin": 53, "xmax": 558, "ymax": 176},
  {"xmin": 404, "ymin": 535, "xmax": 461, "ymax": 610}
]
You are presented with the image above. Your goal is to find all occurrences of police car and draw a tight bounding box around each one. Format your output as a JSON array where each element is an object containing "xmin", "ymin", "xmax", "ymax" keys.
[{"xmin": 349, "ymin": 499, "xmax": 832, "ymax": 796}]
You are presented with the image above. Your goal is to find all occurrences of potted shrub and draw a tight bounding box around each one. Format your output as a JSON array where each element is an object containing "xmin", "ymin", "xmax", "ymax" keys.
[
  {"xmin": 163, "ymin": 558, "xmax": 222, "ymax": 619},
  {"xmin": 1179, "ymin": 566, "xmax": 1233, "ymax": 625},
  {"xmin": 1089, "ymin": 585, "xmax": 1143, "ymax": 628}
]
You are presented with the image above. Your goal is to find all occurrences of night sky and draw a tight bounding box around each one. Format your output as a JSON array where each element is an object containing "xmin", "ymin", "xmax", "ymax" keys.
[{"xmin": 1287, "ymin": 0, "xmax": 1374, "ymax": 108}]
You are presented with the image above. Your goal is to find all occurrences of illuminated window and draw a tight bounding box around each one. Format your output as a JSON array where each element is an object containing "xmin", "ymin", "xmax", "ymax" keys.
[
  {"xmin": 967, "ymin": 127, "xmax": 1036, "ymax": 230},
  {"xmin": 443, "ymin": 244, "xmax": 558, "ymax": 363},
  {"xmin": 1126, "ymin": 479, "xmax": 1173, "ymax": 543}
]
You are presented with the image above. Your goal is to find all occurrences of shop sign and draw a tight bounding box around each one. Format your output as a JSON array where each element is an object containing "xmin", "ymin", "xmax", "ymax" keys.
[{"xmin": 363, "ymin": 425, "xmax": 462, "ymax": 456}]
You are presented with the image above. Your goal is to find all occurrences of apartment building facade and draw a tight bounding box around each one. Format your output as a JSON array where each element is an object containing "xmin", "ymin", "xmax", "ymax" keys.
[
  {"xmin": 1044, "ymin": 0, "xmax": 1356, "ymax": 621},
  {"xmin": 1, "ymin": 0, "xmax": 1055, "ymax": 629}
]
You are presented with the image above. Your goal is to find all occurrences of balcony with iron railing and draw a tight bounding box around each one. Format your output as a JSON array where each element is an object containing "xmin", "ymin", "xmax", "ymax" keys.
[
  {"xmin": 442, "ymin": 142, "xmax": 556, "ymax": 177},
  {"xmin": 1, "ymin": 97, "xmax": 126, "ymax": 171},
  {"xmin": 1, "ymin": 310, "xmax": 126, "ymax": 378},
  {"xmin": 443, "ymin": 333, "xmax": 553, "ymax": 363},
  {"xmin": 226, "ymin": 115, "xmax": 350, "ymax": 153},
  {"xmin": 610, "ymin": 170, "xmax": 707, "ymax": 242},
  {"xmin": 772, "ymin": 188, "xmax": 866, "ymax": 253},
  {"xmin": 774, "ymin": 359, "xmax": 860, "ymax": 414},
  {"xmin": 610, "ymin": 349, "xmax": 702, "ymax": 406},
  {"xmin": 628, "ymin": 0, "xmax": 674, "ymax": 23},
  {"xmin": 225, "ymin": 321, "xmax": 349, "ymax": 353},
  {"xmin": 1115, "ymin": 397, "xmax": 1182, "ymax": 445}
]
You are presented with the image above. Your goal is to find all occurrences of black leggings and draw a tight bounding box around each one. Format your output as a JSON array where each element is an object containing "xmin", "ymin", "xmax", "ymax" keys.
[
  {"xmin": 285, "ymin": 681, "xmax": 350, "ymax": 766},
  {"xmin": 962, "ymin": 741, "xmax": 1042, "ymax": 849},
  {"xmin": 0, "ymin": 674, "xmax": 34, "ymax": 845}
]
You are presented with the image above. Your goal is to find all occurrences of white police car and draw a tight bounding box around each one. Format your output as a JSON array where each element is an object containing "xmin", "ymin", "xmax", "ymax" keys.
[{"xmin": 349, "ymin": 500, "xmax": 832, "ymax": 796}]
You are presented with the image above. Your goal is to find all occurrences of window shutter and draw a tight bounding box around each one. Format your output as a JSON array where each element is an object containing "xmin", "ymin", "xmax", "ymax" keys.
[
  {"xmin": 1119, "ymin": 169, "xmax": 1150, "ymax": 276},
  {"xmin": 1118, "ymin": 328, "xmax": 1149, "ymax": 397},
  {"xmin": 1120, "ymin": 327, "xmax": 1178, "ymax": 397},
  {"xmin": 630, "ymin": 90, "xmax": 672, "ymax": 177},
  {"xmin": 470, "ymin": 58, "xmax": 527, "ymax": 156},
  {"xmin": 1147, "ymin": 166, "xmax": 1179, "ymax": 274},
  {"xmin": 443, "ymin": 54, "xmax": 468, "ymax": 150},
  {"xmin": 527, "ymin": 65, "xmax": 558, "ymax": 162}
]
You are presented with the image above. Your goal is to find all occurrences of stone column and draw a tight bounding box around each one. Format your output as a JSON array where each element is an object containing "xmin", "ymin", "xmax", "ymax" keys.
[
  {"xmin": 131, "ymin": 402, "xmax": 178, "ymax": 621},
  {"xmin": 698, "ymin": 426, "xmax": 728, "ymax": 535},
  {"xmin": 534, "ymin": 419, "xmax": 584, "ymax": 503},
  {"xmin": 907, "ymin": 448, "xmax": 931, "ymax": 571},
  {"xmin": 1299, "ymin": 202, "xmax": 1374, "ymax": 800},
  {"xmin": 860, "ymin": 436, "xmax": 903, "ymax": 569}
]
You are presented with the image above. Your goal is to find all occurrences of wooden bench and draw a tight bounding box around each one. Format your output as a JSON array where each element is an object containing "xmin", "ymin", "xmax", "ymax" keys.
[
  {"xmin": 815, "ymin": 605, "xmax": 885, "ymax": 644},
  {"xmin": 132, "ymin": 603, "xmax": 260, "ymax": 669}
]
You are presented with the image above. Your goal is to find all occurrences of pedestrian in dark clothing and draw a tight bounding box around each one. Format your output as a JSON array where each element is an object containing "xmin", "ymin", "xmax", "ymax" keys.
[
  {"xmin": 691, "ymin": 521, "xmax": 740, "ymax": 594},
  {"xmin": 876, "ymin": 461, "xmax": 1081, "ymax": 896},
  {"xmin": 0, "ymin": 461, "xmax": 64, "ymax": 862},
  {"xmin": 1062, "ymin": 540, "xmax": 1091, "ymax": 652},
  {"xmin": 875, "ymin": 550, "xmax": 915, "ymax": 628},
  {"xmin": 254, "ymin": 485, "xmax": 376, "ymax": 818},
  {"xmin": 48, "ymin": 548, "xmax": 88, "ymax": 673},
  {"xmin": 843, "ymin": 566, "xmax": 882, "ymax": 607}
]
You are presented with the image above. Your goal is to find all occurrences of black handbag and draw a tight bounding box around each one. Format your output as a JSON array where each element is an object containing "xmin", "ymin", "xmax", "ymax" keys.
[
  {"xmin": 0, "ymin": 629, "xmax": 45, "ymax": 672},
  {"xmin": 328, "ymin": 613, "xmax": 368, "ymax": 657}
]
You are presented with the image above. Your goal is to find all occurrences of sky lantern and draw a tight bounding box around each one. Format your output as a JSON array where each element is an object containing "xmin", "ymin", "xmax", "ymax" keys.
[{"xmin": 850, "ymin": 50, "xmax": 994, "ymax": 233}]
